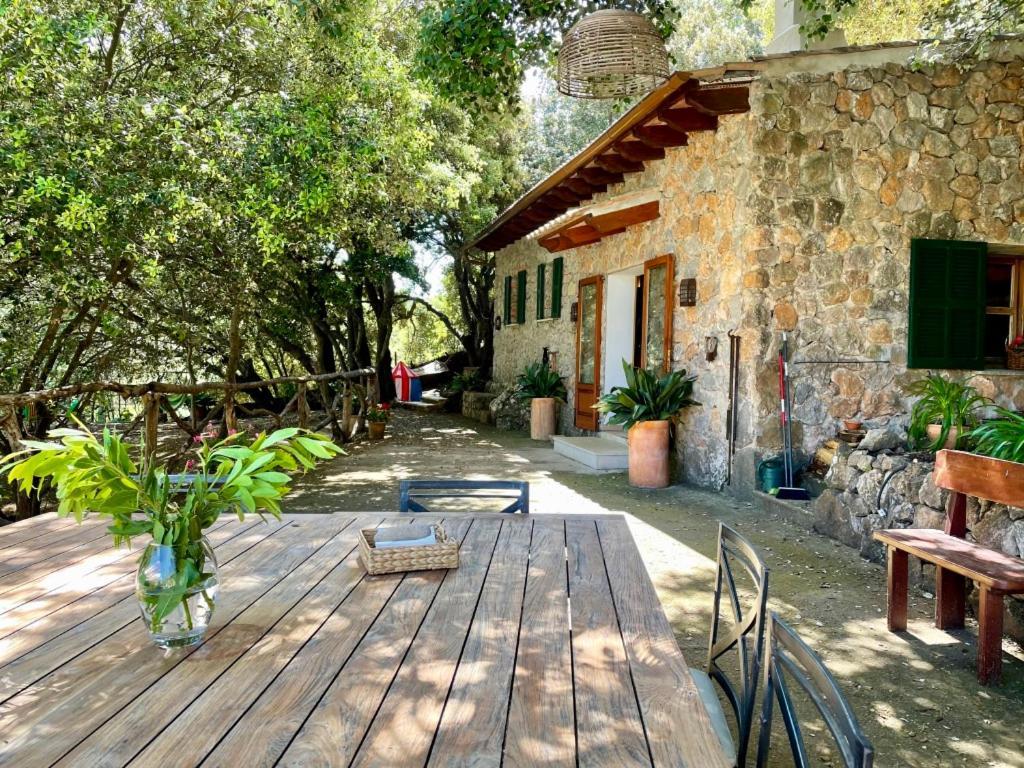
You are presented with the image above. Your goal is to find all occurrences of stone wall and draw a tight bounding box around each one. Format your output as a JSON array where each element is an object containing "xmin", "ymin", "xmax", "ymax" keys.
[
  {"xmin": 814, "ymin": 434, "xmax": 1024, "ymax": 641},
  {"xmin": 493, "ymin": 112, "xmax": 766, "ymax": 488},
  {"xmin": 491, "ymin": 41, "xmax": 1024, "ymax": 493},
  {"xmin": 748, "ymin": 43, "xmax": 1024, "ymax": 461}
]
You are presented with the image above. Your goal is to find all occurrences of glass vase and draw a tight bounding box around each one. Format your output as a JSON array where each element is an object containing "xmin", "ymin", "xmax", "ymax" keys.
[{"xmin": 136, "ymin": 536, "xmax": 219, "ymax": 649}]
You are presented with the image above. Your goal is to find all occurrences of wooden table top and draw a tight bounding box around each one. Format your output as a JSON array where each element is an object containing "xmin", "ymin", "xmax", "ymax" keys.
[{"xmin": 0, "ymin": 512, "xmax": 730, "ymax": 768}]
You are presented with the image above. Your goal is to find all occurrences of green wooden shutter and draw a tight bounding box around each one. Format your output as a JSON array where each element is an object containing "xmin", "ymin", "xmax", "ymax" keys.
[
  {"xmin": 536, "ymin": 263, "xmax": 546, "ymax": 319},
  {"xmin": 908, "ymin": 238, "xmax": 987, "ymax": 369},
  {"xmin": 516, "ymin": 270, "xmax": 527, "ymax": 325},
  {"xmin": 551, "ymin": 257, "xmax": 564, "ymax": 318},
  {"xmin": 503, "ymin": 275, "xmax": 512, "ymax": 325}
]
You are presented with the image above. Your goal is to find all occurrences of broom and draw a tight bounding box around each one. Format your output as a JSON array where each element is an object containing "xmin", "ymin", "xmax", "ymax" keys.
[{"xmin": 776, "ymin": 333, "xmax": 810, "ymax": 501}]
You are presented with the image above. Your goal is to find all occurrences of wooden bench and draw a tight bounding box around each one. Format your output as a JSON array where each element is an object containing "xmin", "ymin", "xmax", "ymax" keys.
[{"xmin": 873, "ymin": 449, "xmax": 1024, "ymax": 685}]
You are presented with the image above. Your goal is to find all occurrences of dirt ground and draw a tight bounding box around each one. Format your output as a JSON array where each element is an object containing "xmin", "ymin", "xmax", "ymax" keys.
[{"xmin": 280, "ymin": 410, "xmax": 1024, "ymax": 766}]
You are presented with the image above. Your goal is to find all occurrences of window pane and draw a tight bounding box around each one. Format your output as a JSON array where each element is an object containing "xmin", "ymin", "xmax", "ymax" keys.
[
  {"xmin": 579, "ymin": 283, "xmax": 597, "ymax": 385},
  {"xmin": 984, "ymin": 314, "xmax": 1010, "ymax": 362},
  {"xmin": 986, "ymin": 262, "xmax": 1013, "ymax": 307},
  {"xmin": 645, "ymin": 264, "xmax": 666, "ymax": 371}
]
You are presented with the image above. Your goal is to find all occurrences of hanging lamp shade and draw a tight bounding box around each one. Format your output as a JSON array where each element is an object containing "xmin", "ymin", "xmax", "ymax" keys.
[{"xmin": 557, "ymin": 9, "xmax": 670, "ymax": 99}]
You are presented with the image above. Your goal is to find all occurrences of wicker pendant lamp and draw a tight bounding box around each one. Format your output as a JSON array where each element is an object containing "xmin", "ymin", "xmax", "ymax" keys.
[{"xmin": 557, "ymin": 9, "xmax": 670, "ymax": 99}]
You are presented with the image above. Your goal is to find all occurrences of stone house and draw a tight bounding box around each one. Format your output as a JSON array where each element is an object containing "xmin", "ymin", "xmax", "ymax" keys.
[{"xmin": 472, "ymin": 37, "xmax": 1024, "ymax": 506}]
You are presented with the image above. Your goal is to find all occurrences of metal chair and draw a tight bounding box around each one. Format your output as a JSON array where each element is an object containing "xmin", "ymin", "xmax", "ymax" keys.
[
  {"xmin": 398, "ymin": 480, "xmax": 529, "ymax": 514},
  {"xmin": 756, "ymin": 614, "xmax": 874, "ymax": 767},
  {"xmin": 690, "ymin": 523, "xmax": 769, "ymax": 766}
]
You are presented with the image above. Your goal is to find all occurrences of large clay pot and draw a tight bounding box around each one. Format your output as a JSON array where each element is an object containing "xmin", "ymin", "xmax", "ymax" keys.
[
  {"xmin": 368, "ymin": 421, "xmax": 386, "ymax": 440},
  {"xmin": 530, "ymin": 398, "xmax": 558, "ymax": 440},
  {"xmin": 926, "ymin": 424, "xmax": 958, "ymax": 450},
  {"xmin": 628, "ymin": 420, "xmax": 670, "ymax": 489}
]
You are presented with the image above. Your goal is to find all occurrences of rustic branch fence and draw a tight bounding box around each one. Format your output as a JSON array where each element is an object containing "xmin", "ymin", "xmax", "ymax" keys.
[{"xmin": 0, "ymin": 368, "xmax": 377, "ymax": 465}]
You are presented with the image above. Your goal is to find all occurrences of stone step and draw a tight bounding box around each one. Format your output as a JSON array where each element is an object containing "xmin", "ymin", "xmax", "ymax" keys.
[
  {"xmin": 598, "ymin": 429, "xmax": 628, "ymax": 447},
  {"xmin": 552, "ymin": 436, "xmax": 629, "ymax": 471}
]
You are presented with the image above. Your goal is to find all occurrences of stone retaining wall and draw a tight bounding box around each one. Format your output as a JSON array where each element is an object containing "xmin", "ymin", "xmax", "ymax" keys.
[{"xmin": 813, "ymin": 431, "xmax": 1024, "ymax": 640}]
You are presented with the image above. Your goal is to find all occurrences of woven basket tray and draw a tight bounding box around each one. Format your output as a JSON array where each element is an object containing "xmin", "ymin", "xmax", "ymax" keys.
[
  {"xmin": 1008, "ymin": 347, "xmax": 1024, "ymax": 371},
  {"xmin": 359, "ymin": 525, "xmax": 459, "ymax": 575}
]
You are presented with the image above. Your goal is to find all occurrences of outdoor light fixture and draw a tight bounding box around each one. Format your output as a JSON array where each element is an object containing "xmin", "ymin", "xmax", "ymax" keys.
[
  {"xmin": 678, "ymin": 277, "xmax": 697, "ymax": 306},
  {"xmin": 557, "ymin": 9, "xmax": 670, "ymax": 99},
  {"xmin": 494, "ymin": 315, "xmax": 502, "ymax": 330}
]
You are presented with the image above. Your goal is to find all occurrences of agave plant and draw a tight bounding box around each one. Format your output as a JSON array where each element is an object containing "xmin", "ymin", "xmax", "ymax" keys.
[
  {"xmin": 596, "ymin": 360, "xmax": 700, "ymax": 430},
  {"xmin": 906, "ymin": 373, "xmax": 988, "ymax": 451},
  {"xmin": 969, "ymin": 408, "xmax": 1024, "ymax": 464},
  {"xmin": 515, "ymin": 362, "xmax": 567, "ymax": 401}
]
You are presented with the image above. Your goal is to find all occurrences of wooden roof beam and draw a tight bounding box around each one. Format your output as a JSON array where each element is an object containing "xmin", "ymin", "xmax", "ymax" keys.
[
  {"xmin": 634, "ymin": 124, "xmax": 689, "ymax": 148},
  {"xmin": 594, "ymin": 153, "xmax": 645, "ymax": 174},
  {"xmin": 658, "ymin": 107, "xmax": 718, "ymax": 133},
  {"xmin": 685, "ymin": 85, "xmax": 749, "ymax": 115},
  {"xmin": 549, "ymin": 187, "xmax": 586, "ymax": 205},
  {"xmin": 615, "ymin": 139, "xmax": 666, "ymax": 162},
  {"xmin": 563, "ymin": 177, "xmax": 603, "ymax": 197},
  {"xmin": 578, "ymin": 167, "xmax": 624, "ymax": 186}
]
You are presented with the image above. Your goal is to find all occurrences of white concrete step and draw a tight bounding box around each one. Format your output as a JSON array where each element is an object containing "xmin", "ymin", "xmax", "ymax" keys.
[
  {"xmin": 552, "ymin": 436, "xmax": 629, "ymax": 470},
  {"xmin": 598, "ymin": 428, "xmax": 628, "ymax": 447}
]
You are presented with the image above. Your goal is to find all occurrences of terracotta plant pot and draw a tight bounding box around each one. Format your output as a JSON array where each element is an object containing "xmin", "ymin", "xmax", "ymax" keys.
[
  {"xmin": 627, "ymin": 420, "xmax": 671, "ymax": 489},
  {"xmin": 530, "ymin": 398, "xmax": 558, "ymax": 440},
  {"xmin": 926, "ymin": 424, "xmax": 958, "ymax": 450},
  {"xmin": 368, "ymin": 421, "xmax": 386, "ymax": 440},
  {"xmin": 843, "ymin": 419, "xmax": 862, "ymax": 431}
]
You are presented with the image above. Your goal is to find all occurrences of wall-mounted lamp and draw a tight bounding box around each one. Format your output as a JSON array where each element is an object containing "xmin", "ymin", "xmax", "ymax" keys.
[
  {"xmin": 570, "ymin": 301, "xmax": 579, "ymax": 322},
  {"xmin": 679, "ymin": 278, "xmax": 697, "ymax": 307},
  {"xmin": 494, "ymin": 315, "xmax": 502, "ymax": 330},
  {"xmin": 705, "ymin": 336, "xmax": 718, "ymax": 362}
]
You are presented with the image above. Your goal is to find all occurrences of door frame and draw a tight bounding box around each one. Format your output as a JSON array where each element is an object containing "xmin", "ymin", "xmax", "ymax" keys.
[
  {"xmin": 640, "ymin": 254, "xmax": 675, "ymax": 373},
  {"xmin": 574, "ymin": 274, "xmax": 603, "ymax": 431}
]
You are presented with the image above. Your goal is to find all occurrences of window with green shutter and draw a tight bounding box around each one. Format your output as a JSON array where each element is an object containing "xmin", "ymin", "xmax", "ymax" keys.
[
  {"xmin": 908, "ymin": 238, "xmax": 987, "ymax": 369},
  {"xmin": 516, "ymin": 270, "xmax": 527, "ymax": 325},
  {"xmin": 551, "ymin": 257, "xmax": 564, "ymax": 318},
  {"xmin": 536, "ymin": 263, "xmax": 546, "ymax": 319},
  {"xmin": 503, "ymin": 275, "xmax": 512, "ymax": 325}
]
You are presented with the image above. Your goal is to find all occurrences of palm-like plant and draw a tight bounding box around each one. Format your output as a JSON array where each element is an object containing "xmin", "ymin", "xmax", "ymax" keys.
[
  {"xmin": 515, "ymin": 362, "xmax": 567, "ymax": 401},
  {"xmin": 596, "ymin": 360, "xmax": 699, "ymax": 430},
  {"xmin": 969, "ymin": 408, "xmax": 1024, "ymax": 463},
  {"xmin": 906, "ymin": 373, "xmax": 988, "ymax": 451}
]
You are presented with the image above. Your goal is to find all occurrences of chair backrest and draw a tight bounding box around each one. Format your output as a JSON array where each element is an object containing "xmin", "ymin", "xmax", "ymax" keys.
[
  {"xmin": 756, "ymin": 615, "xmax": 874, "ymax": 768},
  {"xmin": 934, "ymin": 450, "xmax": 1024, "ymax": 537},
  {"xmin": 706, "ymin": 523, "xmax": 769, "ymax": 766},
  {"xmin": 398, "ymin": 479, "xmax": 529, "ymax": 514}
]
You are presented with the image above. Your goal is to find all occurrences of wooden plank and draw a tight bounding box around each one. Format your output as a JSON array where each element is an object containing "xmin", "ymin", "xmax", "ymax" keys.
[
  {"xmin": 350, "ymin": 517, "xmax": 503, "ymax": 767},
  {"xmin": 0, "ymin": 518, "xmax": 111, "ymax": 578},
  {"xmin": 0, "ymin": 513, "xmax": 63, "ymax": 546},
  {"xmin": 0, "ymin": 518, "xmax": 229, "ymax": 617},
  {"xmin": 596, "ymin": 516, "xmax": 730, "ymax": 768},
  {"xmin": 131, "ymin": 515, "xmax": 389, "ymax": 766},
  {"xmin": 566, "ymin": 518, "xmax": 651, "ymax": 767},
  {"xmin": 934, "ymin": 449, "xmax": 1024, "ymax": 508},
  {"xmin": 54, "ymin": 515, "xmax": 363, "ymax": 766},
  {"xmin": 0, "ymin": 517, "xmax": 326, "ymax": 766},
  {"xmin": 0, "ymin": 518, "xmax": 263, "ymax": 677},
  {"xmin": 504, "ymin": 517, "xmax": 576, "ymax": 768},
  {"xmin": 426, "ymin": 517, "xmax": 532, "ymax": 767},
  {"xmin": 886, "ymin": 547, "xmax": 908, "ymax": 632},
  {"xmin": 277, "ymin": 518, "xmax": 475, "ymax": 767},
  {"xmin": 873, "ymin": 529, "xmax": 1024, "ymax": 592}
]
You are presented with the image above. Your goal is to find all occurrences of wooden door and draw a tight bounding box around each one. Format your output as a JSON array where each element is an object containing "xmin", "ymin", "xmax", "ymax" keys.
[
  {"xmin": 575, "ymin": 274, "xmax": 603, "ymax": 431},
  {"xmin": 641, "ymin": 254, "xmax": 674, "ymax": 373}
]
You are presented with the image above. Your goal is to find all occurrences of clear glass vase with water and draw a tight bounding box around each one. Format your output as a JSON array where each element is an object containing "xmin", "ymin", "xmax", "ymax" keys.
[{"xmin": 136, "ymin": 536, "xmax": 219, "ymax": 649}]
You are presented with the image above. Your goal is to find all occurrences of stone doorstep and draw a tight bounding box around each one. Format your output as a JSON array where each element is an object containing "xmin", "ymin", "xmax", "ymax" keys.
[
  {"xmin": 598, "ymin": 428, "xmax": 628, "ymax": 447},
  {"xmin": 552, "ymin": 436, "xmax": 629, "ymax": 471}
]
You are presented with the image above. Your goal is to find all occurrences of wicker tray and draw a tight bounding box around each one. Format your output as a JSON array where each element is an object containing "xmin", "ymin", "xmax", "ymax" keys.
[
  {"xmin": 1007, "ymin": 347, "xmax": 1024, "ymax": 370},
  {"xmin": 358, "ymin": 524, "xmax": 459, "ymax": 575}
]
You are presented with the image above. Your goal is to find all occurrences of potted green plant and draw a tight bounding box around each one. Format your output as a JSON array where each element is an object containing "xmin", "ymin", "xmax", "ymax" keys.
[
  {"xmin": 907, "ymin": 373, "xmax": 988, "ymax": 451},
  {"xmin": 366, "ymin": 403, "xmax": 390, "ymax": 439},
  {"xmin": 596, "ymin": 360, "xmax": 700, "ymax": 489},
  {"xmin": 516, "ymin": 362, "xmax": 567, "ymax": 440},
  {"xmin": 969, "ymin": 408, "xmax": 1024, "ymax": 462},
  {"xmin": 1, "ymin": 425, "xmax": 341, "ymax": 648}
]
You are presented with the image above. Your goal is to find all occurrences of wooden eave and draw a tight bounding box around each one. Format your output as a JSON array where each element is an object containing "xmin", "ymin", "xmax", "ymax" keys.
[
  {"xmin": 536, "ymin": 194, "xmax": 660, "ymax": 253},
  {"xmin": 470, "ymin": 71, "xmax": 751, "ymax": 253}
]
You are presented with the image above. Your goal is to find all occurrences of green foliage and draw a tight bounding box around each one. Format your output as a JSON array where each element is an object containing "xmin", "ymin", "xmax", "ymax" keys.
[
  {"xmin": 596, "ymin": 360, "xmax": 699, "ymax": 430},
  {"xmin": 449, "ymin": 370, "xmax": 484, "ymax": 393},
  {"xmin": 515, "ymin": 362, "xmax": 567, "ymax": 401},
  {"xmin": 365, "ymin": 403, "xmax": 392, "ymax": 423},
  {"xmin": 906, "ymin": 374, "xmax": 988, "ymax": 451},
  {"xmin": 969, "ymin": 408, "xmax": 1024, "ymax": 464}
]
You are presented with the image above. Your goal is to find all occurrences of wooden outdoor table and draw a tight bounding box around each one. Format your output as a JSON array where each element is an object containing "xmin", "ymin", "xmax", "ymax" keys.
[{"xmin": 0, "ymin": 512, "xmax": 731, "ymax": 768}]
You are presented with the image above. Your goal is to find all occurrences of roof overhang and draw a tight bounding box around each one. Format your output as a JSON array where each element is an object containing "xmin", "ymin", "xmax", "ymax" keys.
[
  {"xmin": 470, "ymin": 70, "xmax": 751, "ymax": 253},
  {"xmin": 536, "ymin": 188, "xmax": 661, "ymax": 253}
]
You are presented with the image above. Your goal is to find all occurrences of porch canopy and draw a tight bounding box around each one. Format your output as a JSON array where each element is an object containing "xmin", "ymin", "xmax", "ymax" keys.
[
  {"xmin": 470, "ymin": 68, "xmax": 754, "ymax": 253},
  {"xmin": 536, "ymin": 188, "xmax": 661, "ymax": 253}
]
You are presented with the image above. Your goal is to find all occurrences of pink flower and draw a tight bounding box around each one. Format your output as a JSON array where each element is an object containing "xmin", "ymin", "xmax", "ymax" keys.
[
  {"xmin": 228, "ymin": 428, "xmax": 237, "ymax": 435},
  {"xmin": 184, "ymin": 459, "xmax": 195, "ymax": 471},
  {"xmin": 193, "ymin": 434, "xmax": 203, "ymax": 443}
]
